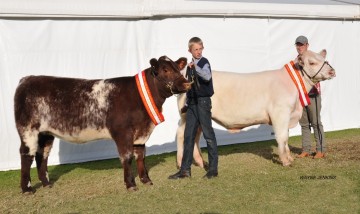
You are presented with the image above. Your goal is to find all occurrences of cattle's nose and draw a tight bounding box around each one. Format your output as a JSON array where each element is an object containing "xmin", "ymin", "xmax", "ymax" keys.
[{"xmin": 329, "ymin": 69, "xmax": 336, "ymax": 77}]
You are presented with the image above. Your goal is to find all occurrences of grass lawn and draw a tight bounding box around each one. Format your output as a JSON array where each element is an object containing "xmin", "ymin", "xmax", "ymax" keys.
[{"xmin": 1, "ymin": 129, "xmax": 359, "ymax": 214}]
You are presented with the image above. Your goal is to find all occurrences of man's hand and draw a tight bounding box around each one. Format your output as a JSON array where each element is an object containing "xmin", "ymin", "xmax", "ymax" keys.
[
  {"xmin": 188, "ymin": 62, "xmax": 194, "ymax": 68},
  {"xmin": 180, "ymin": 105, "xmax": 188, "ymax": 114}
]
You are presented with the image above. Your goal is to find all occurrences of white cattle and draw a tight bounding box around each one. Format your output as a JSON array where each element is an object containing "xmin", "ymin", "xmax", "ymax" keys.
[{"xmin": 176, "ymin": 50, "xmax": 336, "ymax": 167}]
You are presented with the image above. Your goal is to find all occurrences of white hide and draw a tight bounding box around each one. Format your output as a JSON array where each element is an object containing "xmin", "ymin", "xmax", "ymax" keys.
[{"xmin": 176, "ymin": 50, "xmax": 335, "ymax": 167}]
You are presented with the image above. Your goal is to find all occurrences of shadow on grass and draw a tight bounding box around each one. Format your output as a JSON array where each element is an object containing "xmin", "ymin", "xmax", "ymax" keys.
[
  {"xmin": 288, "ymin": 144, "xmax": 302, "ymax": 155},
  {"xmin": 199, "ymin": 125, "xmax": 284, "ymax": 165},
  {"xmin": 198, "ymin": 125, "xmax": 304, "ymax": 166},
  {"xmin": 218, "ymin": 139, "xmax": 280, "ymax": 164},
  {"xmin": 38, "ymin": 124, "xmax": 303, "ymax": 191},
  {"xmin": 44, "ymin": 145, "xmax": 171, "ymax": 191},
  {"xmin": 16, "ymin": 129, "xmax": 360, "ymax": 194}
]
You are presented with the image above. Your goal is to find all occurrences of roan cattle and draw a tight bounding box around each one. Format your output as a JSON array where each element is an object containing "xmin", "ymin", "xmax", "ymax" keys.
[
  {"xmin": 176, "ymin": 50, "xmax": 335, "ymax": 168},
  {"xmin": 14, "ymin": 56, "xmax": 190, "ymax": 194}
]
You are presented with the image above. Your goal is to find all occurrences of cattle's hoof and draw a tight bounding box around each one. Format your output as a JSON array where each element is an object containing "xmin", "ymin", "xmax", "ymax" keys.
[
  {"xmin": 144, "ymin": 181, "xmax": 153, "ymax": 186},
  {"xmin": 288, "ymin": 156, "xmax": 294, "ymax": 162},
  {"xmin": 43, "ymin": 183, "xmax": 53, "ymax": 189},
  {"xmin": 21, "ymin": 186, "xmax": 35, "ymax": 194},
  {"xmin": 42, "ymin": 181, "xmax": 53, "ymax": 188},
  {"xmin": 22, "ymin": 189, "xmax": 35, "ymax": 195},
  {"xmin": 127, "ymin": 186, "xmax": 138, "ymax": 192},
  {"xmin": 140, "ymin": 177, "xmax": 153, "ymax": 185},
  {"xmin": 203, "ymin": 161, "xmax": 209, "ymax": 172},
  {"xmin": 282, "ymin": 162, "xmax": 292, "ymax": 167}
]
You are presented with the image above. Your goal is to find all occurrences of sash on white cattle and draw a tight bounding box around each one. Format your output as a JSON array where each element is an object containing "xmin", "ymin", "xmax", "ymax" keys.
[
  {"xmin": 135, "ymin": 70, "xmax": 165, "ymax": 125},
  {"xmin": 285, "ymin": 61, "xmax": 311, "ymax": 107}
]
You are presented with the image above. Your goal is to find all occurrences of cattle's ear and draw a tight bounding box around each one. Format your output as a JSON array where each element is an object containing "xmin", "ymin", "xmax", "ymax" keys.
[
  {"xmin": 176, "ymin": 57, "xmax": 187, "ymax": 70},
  {"xmin": 319, "ymin": 49, "xmax": 327, "ymax": 59},
  {"xmin": 150, "ymin": 58, "xmax": 159, "ymax": 75},
  {"xmin": 297, "ymin": 55, "xmax": 304, "ymax": 67},
  {"xmin": 150, "ymin": 58, "xmax": 158, "ymax": 67}
]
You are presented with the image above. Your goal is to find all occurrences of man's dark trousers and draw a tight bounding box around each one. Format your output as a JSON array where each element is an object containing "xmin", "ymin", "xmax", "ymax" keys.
[{"xmin": 180, "ymin": 97, "xmax": 218, "ymax": 173}]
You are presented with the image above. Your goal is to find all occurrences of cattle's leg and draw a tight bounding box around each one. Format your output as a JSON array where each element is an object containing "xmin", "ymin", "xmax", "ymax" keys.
[
  {"xmin": 274, "ymin": 130, "xmax": 291, "ymax": 166},
  {"xmin": 133, "ymin": 145, "xmax": 153, "ymax": 185},
  {"xmin": 271, "ymin": 113, "xmax": 293, "ymax": 166},
  {"xmin": 285, "ymin": 144, "xmax": 294, "ymax": 163},
  {"xmin": 120, "ymin": 152, "xmax": 137, "ymax": 191},
  {"xmin": 35, "ymin": 133, "xmax": 54, "ymax": 188},
  {"xmin": 114, "ymin": 136, "xmax": 137, "ymax": 191},
  {"xmin": 193, "ymin": 128, "xmax": 208, "ymax": 170},
  {"xmin": 20, "ymin": 142, "xmax": 35, "ymax": 194},
  {"xmin": 176, "ymin": 118, "xmax": 186, "ymax": 168},
  {"xmin": 176, "ymin": 120, "xmax": 206, "ymax": 170}
]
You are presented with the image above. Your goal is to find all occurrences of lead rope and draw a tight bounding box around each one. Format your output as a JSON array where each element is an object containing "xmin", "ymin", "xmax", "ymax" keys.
[
  {"xmin": 314, "ymin": 96, "xmax": 323, "ymax": 153},
  {"xmin": 305, "ymin": 106, "xmax": 312, "ymax": 131}
]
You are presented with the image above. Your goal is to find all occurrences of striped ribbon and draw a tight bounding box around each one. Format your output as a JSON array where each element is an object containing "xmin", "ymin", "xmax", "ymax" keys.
[
  {"xmin": 135, "ymin": 70, "xmax": 165, "ymax": 125},
  {"xmin": 285, "ymin": 61, "xmax": 311, "ymax": 107}
]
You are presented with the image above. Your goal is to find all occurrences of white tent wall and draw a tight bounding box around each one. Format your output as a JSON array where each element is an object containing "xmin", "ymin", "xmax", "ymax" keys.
[
  {"xmin": 1, "ymin": 15, "xmax": 359, "ymax": 170},
  {"xmin": 0, "ymin": 0, "xmax": 359, "ymax": 19}
]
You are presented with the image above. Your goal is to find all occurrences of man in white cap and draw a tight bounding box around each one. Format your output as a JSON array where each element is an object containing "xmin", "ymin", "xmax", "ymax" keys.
[{"xmin": 294, "ymin": 35, "xmax": 326, "ymax": 159}]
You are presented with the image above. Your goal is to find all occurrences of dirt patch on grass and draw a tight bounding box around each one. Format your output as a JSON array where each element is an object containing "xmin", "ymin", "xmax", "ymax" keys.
[{"xmin": 327, "ymin": 138, "xmax": 360, "ymax": 161}]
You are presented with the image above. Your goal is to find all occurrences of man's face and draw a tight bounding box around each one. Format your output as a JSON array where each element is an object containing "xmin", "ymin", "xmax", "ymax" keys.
[
  {"xmin": 296, "ymin": 42, "xmax": 309, "ymax": 55},
  {"xmin": 189, "ymin": 43, "xmax": 203, "ymax": 59}
]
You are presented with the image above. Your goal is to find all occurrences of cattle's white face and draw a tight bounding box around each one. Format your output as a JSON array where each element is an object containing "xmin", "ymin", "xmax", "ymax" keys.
[{"xmin": 297, "ymin": 50, "xmax": 336, "ymax": 82}]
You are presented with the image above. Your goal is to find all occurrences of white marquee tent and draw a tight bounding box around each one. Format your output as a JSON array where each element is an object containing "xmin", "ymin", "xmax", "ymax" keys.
[{"xmin": 1, "ymin": 0, "xmax": 359, "ymax": 171}]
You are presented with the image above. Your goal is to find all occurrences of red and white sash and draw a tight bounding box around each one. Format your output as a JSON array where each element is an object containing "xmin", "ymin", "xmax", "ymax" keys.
[
  {"xmin": 285, "ymin": 61, "xmax": 311, "ymax": 107},
  {"xmin": 135, "ymin": 70, "xmax": 165, "ymax": 125}
]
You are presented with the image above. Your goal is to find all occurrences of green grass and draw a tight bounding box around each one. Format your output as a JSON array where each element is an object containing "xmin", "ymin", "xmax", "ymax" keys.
[{"xmin": 1, "ymin": 129, "xmax": 359, "ymax": 214}]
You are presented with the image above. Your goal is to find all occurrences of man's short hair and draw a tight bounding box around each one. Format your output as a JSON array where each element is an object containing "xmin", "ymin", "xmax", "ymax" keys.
[{"xmin": 188, "ymin": 37, "xmax": 203, "ymax": 49}]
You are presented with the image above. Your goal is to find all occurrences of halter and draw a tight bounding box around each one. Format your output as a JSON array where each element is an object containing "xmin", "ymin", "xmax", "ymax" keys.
[
  {"xmin": 301, "ymin": 61, "xmax": 333, "ymax": 83},
  {"xmin": 151, "ymin": 66, "xmax": 184, "ymax": 95}
]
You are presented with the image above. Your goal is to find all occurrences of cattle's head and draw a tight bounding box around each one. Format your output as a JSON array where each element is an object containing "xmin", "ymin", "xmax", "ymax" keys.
[
  {"xmin": 150, "ymin": 56, "xmax": 191, "ymax": 97},
  {"xmin": 297, "ymin": 49, "xmax": 336, "ymax": 84}
]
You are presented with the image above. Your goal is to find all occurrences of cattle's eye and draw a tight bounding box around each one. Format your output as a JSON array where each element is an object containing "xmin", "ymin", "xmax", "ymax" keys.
[
  {"xmin": 309, "ymin": 62, "xmax": 315, "ymax": 66},
  {"xmin": 162, "ymin": 66, "xmax": 169, "ymax": 73}
]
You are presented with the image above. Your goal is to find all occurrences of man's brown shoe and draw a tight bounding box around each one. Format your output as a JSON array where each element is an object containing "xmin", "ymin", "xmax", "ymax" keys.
[
  {"xmin": 313, "ymin": 152, "xmax": 325, "ymax": 159},
  {"xmin": 296, "ymin": 152, "xmax": 310, "ymax": 158}
]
